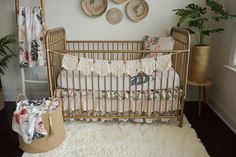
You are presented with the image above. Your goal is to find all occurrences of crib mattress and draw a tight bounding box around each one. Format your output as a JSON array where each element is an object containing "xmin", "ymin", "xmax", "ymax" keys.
[{"xmin": 57, "ymin": 69, "xmax": 180, "ymax": 91}]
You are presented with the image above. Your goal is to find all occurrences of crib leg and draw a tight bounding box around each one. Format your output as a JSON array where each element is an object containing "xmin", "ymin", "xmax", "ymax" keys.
[
  {"xmin": 179, "ymin": 117, "xmax": 183, "ymax": 127},
  {"xmin": 179, "ymin": 96, "xmax": 185, "ymax": 128}
]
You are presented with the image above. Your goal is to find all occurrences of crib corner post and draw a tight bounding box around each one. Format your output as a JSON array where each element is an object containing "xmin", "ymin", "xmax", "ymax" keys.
[{"xmin": 179, "ymin": 117, "xmax": 183, "ymax": 128}]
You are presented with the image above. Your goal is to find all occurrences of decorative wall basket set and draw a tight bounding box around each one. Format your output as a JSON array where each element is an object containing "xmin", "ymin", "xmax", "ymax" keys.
[{"xmin": 81, "ymin": 0, "xmax": 149, "ymax": 25}]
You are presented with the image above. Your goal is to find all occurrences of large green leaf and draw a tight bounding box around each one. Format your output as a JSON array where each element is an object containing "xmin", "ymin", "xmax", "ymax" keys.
[
  {"xmin": 173, "ymin": 3, "xmax": 206, "ymax": 27},
  {"xmin": 212, "ymin": 15, "xmax": 236, "ymax": 21},
  {"xmin": 186, "ymin": 3, "xmax": 206, "ymax": 14},
  {"xmin": 0, "ymin": 54, "xmax": 15, "ymax": 75},
  {"xmin": 0, "ymin": 34, "xmax": 17, "ymax": 76},
  {"xmin": 202, "ymin": 28, "xmax": 224, "ymax": 36},
  {"xmin": 188, "ymin": 18, "xmax": 208, "ymax": 28},
  {"xmin": 206, "ymin": 0, "xmax": 227, "ymax": 16},
  {"xmin": 206, "ymin": 0, "xmax": 236, "ymax": 21},
  {"xmin": 0, "ymin": 34, "xmax": 17, "ymax": 46}
]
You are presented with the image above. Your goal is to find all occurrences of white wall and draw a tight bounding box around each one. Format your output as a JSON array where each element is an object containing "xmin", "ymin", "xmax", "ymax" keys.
[
  {"xmin": 208, "ymin": 0, "xmax": 236, "ymax": 133},
  {"xmin": 45, "ymin": 0, "xmax": 204, "ymax": 40},
  {"xmin": 0, "ymin": 0, "xmax": 204, "ymax": 101},
  {"xmin": 0, "ymin": 0, "xmax": 22, "ymax": 101}
]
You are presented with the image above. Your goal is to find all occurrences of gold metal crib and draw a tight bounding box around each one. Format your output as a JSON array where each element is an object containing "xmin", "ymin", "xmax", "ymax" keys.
[{"xmin": 45, "ymin": 27, "xmax": 190, "ymax": 127}]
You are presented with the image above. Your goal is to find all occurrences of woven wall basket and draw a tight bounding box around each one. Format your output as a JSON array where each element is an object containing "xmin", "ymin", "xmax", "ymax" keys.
[{"xmin": 113, "ymin": 0, "xmax": 127, "ymax": 4}]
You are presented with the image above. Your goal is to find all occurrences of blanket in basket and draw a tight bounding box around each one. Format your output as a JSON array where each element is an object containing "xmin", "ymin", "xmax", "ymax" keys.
[{"xmin": 12, "ymin": 99, "xmax": 60, "ymax": 144}]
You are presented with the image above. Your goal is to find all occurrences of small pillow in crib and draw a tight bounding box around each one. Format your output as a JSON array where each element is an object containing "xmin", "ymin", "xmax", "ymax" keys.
[{"xmin": 143, "ymin": 35, "xmax": 174, "ymax": 58}]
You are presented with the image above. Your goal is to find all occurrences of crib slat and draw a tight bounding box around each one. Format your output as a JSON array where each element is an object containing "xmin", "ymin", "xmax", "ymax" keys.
[
  {"xmin": 79, "ymin": 71, "xmax": 83, "ymax": 113},
  {"xmin": 126, "ymin": 44, "xmax": 128, "ymax": 60},
  {"xmin": 147, "ymin": 75, "xmax": 150, "ymax": 115},
  {"xmin": 104, "ymin": 76, "xmax": 107, "ymax": 113},
  {"xmin": 98, "ymin": 75, "xmax": 100, "ymax": 113},
  {"xmin": 110, "ymin": 73, "xmax": 113, "ymax": 113},
  {"xmin": 112, "ymin": 43, "xmax": 114, "ymax": 60},
  {"xmin": 116, "ymin": 75, "xmax": 119, "ymax": 113},
  {"xmin": 141, "ymin": 73, "xmax": 144, "ymax": 114},
  {"xmin": 135, "ymin": 77, "xmax": 137, "ymax": 113},
  {"xmin": 53, "ymin": 55, "xmax": 57, "ymax": 97},
  {"xmin": 122, "ymin": 44, "xmax": 124, "ymax": 61},
  {"xmin": 159, "ymin": 72, "xmax": 163, "ymax": 113},
  {"xmin": 153, "ymin": 70, "xmax": 157, "ymax": 114},
  {"xmin": 72, "ymin": 70, "xmax": 76, "ymax": 115},
  {"xmin": 92, "ymin": 71, "xmax": 94, "ymax": 114},
  {"xmin": 122, "ymin": 47, "xmax": 125, "ymax": 113},
  {"xmin": 59, "ymin": 54, "xmax": 64, "ymax": 116},
  {"xmin": 73, "ymin": 42, "xmax": 75, "ymax": 52},
  {"xmin": 128, "ymin": 76, "xmax": 131, "ymax": 112},
  {"xmin": 131, "ymin": 43, "xmax": 134, "ymax": 59},
  {"xmin": 171, "ymin": 54, "xmax": 178, "ymax": 114},
  {"xmin": 82, "ymin": 42, "xmax": 85, "ymax": 57},
  {"xmin": 74, "ymin": 43, "xmax": 81, "ymax": 114},
  {"xmin": 85, "ymin": 75, "xmax": 88, "ymax": 111},
  {"xmin": 165, "ymin": 71, "xmax": 170, "ymax": 113},
  {"xmin": 97, "ymin": 53, "xmax": 101, "ymax": 113},
  {"xmin": 66, "ymin": 70, "xmax": 70, "ymax": 116},
  {"xmin": 122, "ymin": 73, "xmax": 125, "ymax": 113}
]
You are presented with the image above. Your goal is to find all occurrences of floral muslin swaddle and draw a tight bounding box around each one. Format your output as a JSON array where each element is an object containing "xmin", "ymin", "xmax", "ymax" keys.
[
  {"xmin": 12, "ymin": 99, "xmax": 60, "ymax": 144},
  {"xmin": 17, "ymin": 7, "xmax": 46, "ymax": 67}
]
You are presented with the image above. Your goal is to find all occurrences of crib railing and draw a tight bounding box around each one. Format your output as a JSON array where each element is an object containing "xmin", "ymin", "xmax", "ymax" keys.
[
  {"xmin": 46, "ymin": 27, "xmax": 190, "ymax": 127},
  {"xmin": 66, "ymin": 40, "xmax": 144, "ymax": 60}
]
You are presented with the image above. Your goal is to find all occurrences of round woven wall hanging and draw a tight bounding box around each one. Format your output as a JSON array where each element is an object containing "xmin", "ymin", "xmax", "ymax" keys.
[
  {"xmin": 126, "ymin": 0, "xmax": 149, "ymax": 22},
  {"xmin": 112, "ymin": 0, "xmax": 128, "ymax": 4},
  {"xmin": 106, "ymin": 8, "xmax": 123, "ymax": 25},
  {"xmin": 82, "ymin": 0, "xmax": 108, "ymax": 18}
]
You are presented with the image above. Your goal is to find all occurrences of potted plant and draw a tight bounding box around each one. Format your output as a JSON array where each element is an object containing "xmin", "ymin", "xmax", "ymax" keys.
[
  {"xmin": 173, "ymin": 0, "xmax": 236, "ymax": 82},
  {"xmin": 0, "ymin": 33, "xmax": 17, "ymax": 110}
]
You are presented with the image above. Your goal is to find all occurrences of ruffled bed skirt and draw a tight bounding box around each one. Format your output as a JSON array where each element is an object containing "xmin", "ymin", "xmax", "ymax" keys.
[{"xmin": 56, "ymin": 88, "xmax": 182, "ymax": 122}]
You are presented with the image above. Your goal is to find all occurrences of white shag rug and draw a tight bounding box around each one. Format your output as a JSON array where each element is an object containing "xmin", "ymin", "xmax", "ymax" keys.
[{"xmin": 23, "ymin": 117, "xmax": 209, "ymax": 157}]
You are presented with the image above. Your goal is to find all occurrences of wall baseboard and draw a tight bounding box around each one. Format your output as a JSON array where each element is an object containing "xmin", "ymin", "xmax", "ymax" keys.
[{"xmin": 207, "ymin": 98, "xmax": 236, "ymax": 134}]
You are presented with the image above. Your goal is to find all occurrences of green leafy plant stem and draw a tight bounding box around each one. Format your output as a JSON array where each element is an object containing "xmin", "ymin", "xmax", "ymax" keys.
[{"xmin": 0, "ymin": 33, "xmax": 17, "ymax": 88}]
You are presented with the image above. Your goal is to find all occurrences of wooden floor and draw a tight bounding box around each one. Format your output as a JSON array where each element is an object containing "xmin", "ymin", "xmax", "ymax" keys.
[
  {"xmin": 184, "ymin": 101, "xmax": 236, "ymax": 157},
  {"xmin": 0, "ymin": 101, "xmax": 235, "ymax": 157},
  {"xmin": 0, "ymin": 102, "xmax": 23, "ymax": 157}
]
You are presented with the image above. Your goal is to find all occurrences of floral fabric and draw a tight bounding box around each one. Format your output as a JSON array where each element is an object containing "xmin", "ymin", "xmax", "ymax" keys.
[
  {"xmin": 17, "ymin": 7, "xmax": 46, "ymax": 67},
  {"xmin": 143, "ymin": 35, "xmax": 174, "ymax": 58},
  {"xmin": 12, "ymin": 99, "xmax": 60, "ymax": 144}
]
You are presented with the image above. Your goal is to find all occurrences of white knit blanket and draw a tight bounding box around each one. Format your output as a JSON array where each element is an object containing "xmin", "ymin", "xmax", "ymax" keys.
[{"xmin": 23, "ymin": 116, "xmax": 209, "ymax": 157}]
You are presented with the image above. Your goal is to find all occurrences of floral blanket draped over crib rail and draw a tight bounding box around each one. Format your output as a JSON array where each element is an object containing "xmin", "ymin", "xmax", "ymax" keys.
[{"xmin": 17, "ymin": 7, "xmax": 46, "ymax": 68}]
